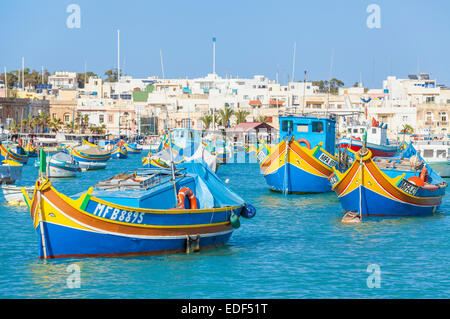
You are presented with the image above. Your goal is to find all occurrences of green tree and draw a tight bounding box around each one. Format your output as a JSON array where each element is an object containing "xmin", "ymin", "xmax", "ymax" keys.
[
  {"xmin": 255, "ymin": 115, "xmax": 268, "ymax": 123},
  {"xmin": 235, "ymin": 109, "xmax": 249, "ymax": 124},
  {"xmin": 104, "ymin": 68, "xmax": 121, "ymax": 82},
  {"xmin": 200, "ymin": 114, "xmax": 213, "ymax": 129},
  {"xmin": 218, "ymin": 104, "xmax": 234, "ymax": 128},
  {"xmin": 76, "ymin": 72, "xmax": 98, "ymax": 88}
]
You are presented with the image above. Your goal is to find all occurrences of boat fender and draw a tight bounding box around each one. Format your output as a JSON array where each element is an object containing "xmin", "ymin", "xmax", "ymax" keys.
[
  {"xmin": 230, "ymin": 213, "xmax": 240, "ymax": 229},
  {"xmin": 407, "ymin": 176, "xmax": 424, "ymax": 187},
  {"xmin": 241, "ymin": 204, "xmax": 256, "ymax": 219},
  {"xmin": 419, "ymin": 167, "xmax": 428, "ymax": 183},
  {"xmin": 177, "ymin": 187, "xmax": 198, "ymax": 209},
  {"xmin": 297, "ymin": 138, "xmax": 311, "ymax": 149}
]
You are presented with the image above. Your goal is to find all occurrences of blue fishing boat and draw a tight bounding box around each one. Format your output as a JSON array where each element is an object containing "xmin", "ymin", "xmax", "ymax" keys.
[
  {"xmin": 330, "ymin": 140, "xmax": 447, "ymax": 218},
  {"xmin": 257, "ymin": 115, "xmax": 337, "ymax": 193},
  {"xmin": 124, "ymin": 143, "xmax": 143, "ymax": 154},
  {"xmin": 22, "ymin": 162, "xmax": 256, "ymax": 259},
  {"xmin": 111, "ymin": 144, "xmax": 128, "ymax": 159}
]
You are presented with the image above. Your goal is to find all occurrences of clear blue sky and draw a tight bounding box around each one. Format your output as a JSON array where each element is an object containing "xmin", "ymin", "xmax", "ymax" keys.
[{"xmin": 1, "ymin": 0, "xmax": 449, "ymax": 87}]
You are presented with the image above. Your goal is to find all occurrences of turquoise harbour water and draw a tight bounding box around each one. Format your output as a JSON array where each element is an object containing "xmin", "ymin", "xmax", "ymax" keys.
[{"xmin": 0, "ymin": 154, "xmax": 449, "ymax": 298}]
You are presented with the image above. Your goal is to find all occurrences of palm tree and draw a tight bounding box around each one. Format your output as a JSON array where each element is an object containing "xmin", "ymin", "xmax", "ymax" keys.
[
  {"xmin": 218, "ymin": 104, "xmax": 234, "ymax": 128},
  {"xmin": 235, "ymin": 109, "xmax": 249, "ymax": 125},
  {"xmin": 255, "ymin": 115, "xmax": 268, "ymax": 123},
  {"xmin": 200, "ymin": 114, "xmax": 213, "ymax": 129}
]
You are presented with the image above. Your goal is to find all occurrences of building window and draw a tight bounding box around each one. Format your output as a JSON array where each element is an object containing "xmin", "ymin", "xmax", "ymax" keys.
[
  {"xmin": 425, "ymin": 112, "xmax": 433, "ymax": 123},
  {"xmin": 402, "ymin": 116, "xmax": 408, "ymax": 122},
  {"xmin": 423, "ymin": 149, "xmax": 434, "ymax": 158},
  {"xmin": 64, "ymin": 114, "xmax": 70, "ymax": 122},
  {"xmin": 425, "ymin": 96, "xmax": 435, "ymax": 103},
  {"xmin": 108, "ymin": 115, "xmax": 113, "ymax": 123},
  {"xmin": 99, "ymin": 115, "xmax": 104, "ymax": 123},
  {"xmin": 439, "ymin": 112, "xmax": 447, "ymax": 122}
]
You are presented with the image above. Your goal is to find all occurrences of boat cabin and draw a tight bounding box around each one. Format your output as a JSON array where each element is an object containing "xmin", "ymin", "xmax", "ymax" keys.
[
  {"xmin": 343, "ymin": 123, "xmax": 390, "ymax": 146},
  {"xmin": 279, "ymin": 115, "xmax": 336, "ymax": 154}
]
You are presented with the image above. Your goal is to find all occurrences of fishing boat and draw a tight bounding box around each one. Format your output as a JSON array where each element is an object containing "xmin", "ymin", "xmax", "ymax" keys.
[
  {"xmin": 70, "ymin": 144, "xmax": 111, "ymax": 164},
  {"xmin": 124, "ymin": 143, "xmax": 143, "ymax": 154},
  {"xmin": 258, "ymin": 114, "xmax": 338, "ymax": 193},
  {"xmin": 409, "ymin": 134, "xmax": 449, "ymax": 177},
  {"xmin": 111, "ymin": 144, "xmax": 128, "ymax": 159},
  {"xmin": 337, "ymin": 118, "xmax": 398, "ymax": 157},
  {"xmin": 0, "ymin": 143, "xmax": 28, "ymax": 164},
  {"xmin": 46, "ymin": 152, "xmax": 80, "ymax": 178},
  {"xmin": 0, "ymin": 159, "xmax": 23, "ymax": 185},
  {"xmin": 24, "ymin": 142, "xmax": 38, "ymax": 157},
  {"xmin": 1, "ymin": 185, "xmax": 34, "ymax": 206},
  {"xmin": 329, "ymin": 141, "xmax": 447, "ymax": 217},
  {"xmin": 22, "ymin": 161, "xmax": 256, "ymax": 259}
]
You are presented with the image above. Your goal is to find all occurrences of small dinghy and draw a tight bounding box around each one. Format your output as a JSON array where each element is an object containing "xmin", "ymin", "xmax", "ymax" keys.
[{"xmin": 1, "ymin": 185, "xmax": 34, "ymax": 206}]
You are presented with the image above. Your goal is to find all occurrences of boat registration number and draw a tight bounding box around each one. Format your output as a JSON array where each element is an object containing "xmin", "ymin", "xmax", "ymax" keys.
[
  {"xmin": 256, "ymin": 150, "xmax": 267, "ymax": 163},
  {"xmin": 92, "ymin": 203, "xmax": 145, "ymax": 224},
  {"xmin": 398, "ymin": 179, "xmax": 419, "ymax": 196},
  {"xmin": 318, "ymin": 153, "xmax": 337, "ymax": 168}
]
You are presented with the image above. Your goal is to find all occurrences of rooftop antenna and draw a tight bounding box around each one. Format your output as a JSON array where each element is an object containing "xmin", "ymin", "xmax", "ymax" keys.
[
  {"xmin": 117, "ymin": 29, "xmax": 120, "ymax": 82},
  {"xmin": 160, "ymin": 49, "xmax": 165, "ymax": 79},
  {"xmin": 212, "ymin": 37, "xmax": 216, "ymax": 74},
  {"xmin": 302, "ymin": 70, "xmax": 307, "ymax": 114},
  {"xmin": 291, "ymin": 42, "xmax": 296, "ymax": 83}
]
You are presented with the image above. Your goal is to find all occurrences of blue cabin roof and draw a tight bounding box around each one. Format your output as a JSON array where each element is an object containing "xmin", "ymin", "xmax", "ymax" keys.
[{"xmin": 279, "ymin": 115, "xmax": 336, "ymax": 154}]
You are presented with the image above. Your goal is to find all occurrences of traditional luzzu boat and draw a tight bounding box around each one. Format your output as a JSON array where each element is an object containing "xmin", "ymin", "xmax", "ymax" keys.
[
  {"xmin": 0, "ymin": 143, "xmax": 28, "ymax": 164},
  {"xmin": 70, "ymin": 143, "xmax": 110, "ymax": 170},
  {"xmin": 124, "ymin": 142, "xmax": 143, "ymax": 154},
  {"xmin": 24, "ymin": 142, "xmax": 38, "ymax": 157},
  {"xmin": 258, "ymin": 115, "xmax": 338, "ymax": 194},
  {"xmin": 22, "ymin": 161, "xmax": 256, "ymax": 259},
  {"xmin": 337, "ymin": 118, "xmax": 398, "ymax": 158},
  {"xmin": 111, "ymin": 144, "xmax": 128, "ymax": 159},
  {"xmin": 329, "ymin": 139, "xmax": 447, "ymax": 218}
]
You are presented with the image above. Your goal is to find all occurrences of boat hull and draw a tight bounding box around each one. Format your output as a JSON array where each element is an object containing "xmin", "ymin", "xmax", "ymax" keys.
[
  {"xmin": 259, "ymin": 138, "xmax": 336, "ymax": 193},
  {"xmin": 24, "ymin": 180, "xmax": 243, "ymax": 259},
  {"xmin": 331, "ymin": 150, "xmax": 446, "ymax": 217},
  {"xmin": 47, "ymin": 162, "xmax": 78, "ymax": 178}
]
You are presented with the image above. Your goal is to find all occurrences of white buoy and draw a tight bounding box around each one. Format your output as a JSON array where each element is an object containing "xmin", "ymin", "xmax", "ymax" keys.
[{"xmin": 225, "ymin": 178, "xmax": 230, "ymax": 183}]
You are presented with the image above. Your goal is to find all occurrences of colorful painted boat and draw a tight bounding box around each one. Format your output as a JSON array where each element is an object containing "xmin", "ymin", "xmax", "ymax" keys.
[
  {"xmin": 111, "ymin": 145, "xmax": 128, "ymax": 159},
  {"xmin": 258, "ymin": 115, "xmax": 338, "ymax": 193},
  {"xmin": 22, "ymin": 163, "xmax": 256, "ymax": 259},
  {"xmin": 124, "ymin": 143, "xmax": 143, "ymax": 154},
  {"xmin": 0, "ymin": 143, "xmax": 28, "ymax": 164},
  {"xmin": 329, "ymin": 145, "xmax": 447, "ymax": 217},
  {"xmin": 70, "ymin": 144, "xmax": 111, "ymax": 163},
  {"xmin": 24, "ymin": 143, "xmax": 38, "ymax": 157}
]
